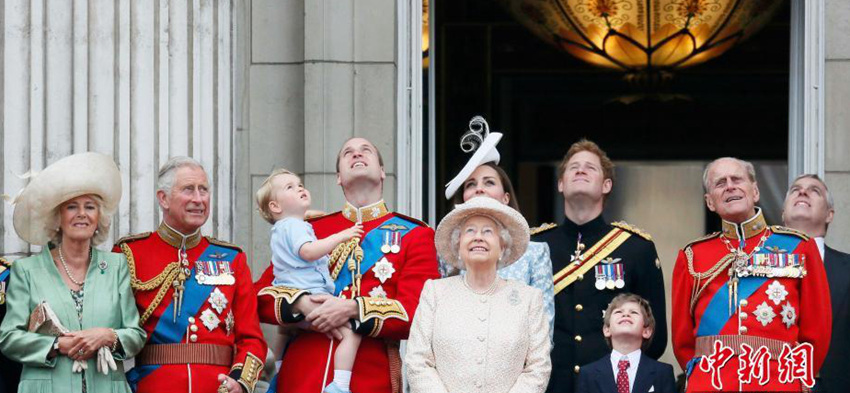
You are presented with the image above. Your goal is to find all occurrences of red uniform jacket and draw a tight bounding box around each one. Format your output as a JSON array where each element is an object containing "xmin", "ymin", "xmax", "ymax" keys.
[
  {"xmin": 115, "ymin": 223, "xmax": 267, "ymax": 393},
  {"xmin": 672, "ymin": 211, "xmax": 831, "ymax": 392},
  {"xmin": 255, "ymin": 201, "xmax": 440, "ymax": 393}
]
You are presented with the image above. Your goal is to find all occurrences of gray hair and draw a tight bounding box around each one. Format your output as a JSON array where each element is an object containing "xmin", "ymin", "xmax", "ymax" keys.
[
  {"xmin": 49, "ymin": 195, "xmax": 112, "ymax": 246},
  {"xmin": 449, "ymin": 215, "xmax": 513, "ymax": 270},
  {"xmin": 157, "ymin": 156, "xmax": 205, "ymax": 194},
  {"xmin": 787, "ymin": 174, "xmax": 834, "ymax": 210},
  {"xmin": 702, "ymin": 157, "xmax": 757, "ymax": 192}
]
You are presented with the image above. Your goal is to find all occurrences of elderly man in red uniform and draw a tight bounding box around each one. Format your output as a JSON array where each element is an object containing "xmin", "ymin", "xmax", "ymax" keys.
[
  {"xmin": 255, "ymin": 137, "xmax": 440, "ymax": 393},
  {"xmin": 115, "ymin": 157, "xmax": 267, "ymax": 393},
  {"xmin": 672, "ymin": 157, "xmax": 831, "ymax": 392}
]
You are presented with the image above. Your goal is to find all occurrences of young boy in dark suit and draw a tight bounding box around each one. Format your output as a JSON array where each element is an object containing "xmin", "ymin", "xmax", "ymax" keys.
[{"xmin": 577, "ymin": 293, "xmax": 676, "ymax": 393}]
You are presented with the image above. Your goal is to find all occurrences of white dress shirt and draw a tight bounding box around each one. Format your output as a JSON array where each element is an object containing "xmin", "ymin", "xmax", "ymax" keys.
[
  {"xmin": 610, "ymin": 349, "xmax": 641, "ymax": 393},
  {"xmin": 815, "ymin": 236, "xmax": 825, "ymax": 260}
]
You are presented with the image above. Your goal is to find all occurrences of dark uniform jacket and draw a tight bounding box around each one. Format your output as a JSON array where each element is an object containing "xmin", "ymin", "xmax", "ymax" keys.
[
  {"xmin": 532, "ymin": 215, "xmax": 667, "ymax": 393},
  {"xmin": 817, "ymin": 245, "xmax": 850, "ymax": 392},
  {"xmin": 0, "ymin": 257, "xmax": 21, "ymax": 393}
]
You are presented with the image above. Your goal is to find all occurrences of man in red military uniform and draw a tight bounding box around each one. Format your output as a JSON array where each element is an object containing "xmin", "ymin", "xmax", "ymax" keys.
[
  {"xmin": 672, "ymin": 157, "xmax": 831, "ymax": 392},
  {"xmin": 255, "ymin": 137, "xmax": 440, "ymax": 393},
  {"xmin": 115, "ymin": 157, "xmax": 267, "ymax": 393}
]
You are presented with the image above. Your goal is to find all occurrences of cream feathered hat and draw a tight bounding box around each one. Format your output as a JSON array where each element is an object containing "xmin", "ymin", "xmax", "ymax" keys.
[
  {"xmin": 12, "ymin": 152, "xmax": 122, "ymax": 245},
  {"xmin": 435, "ymin": 196, "xmax": 530, "ymax": 269},
  {"xmin": 444, "ymin": 116, "xmax": 503, "ymax": 200}
]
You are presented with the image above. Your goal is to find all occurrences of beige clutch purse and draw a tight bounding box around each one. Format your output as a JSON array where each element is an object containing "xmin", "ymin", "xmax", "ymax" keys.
[{"xmin": 27, "ymin": 301, "xmax": 70, "ymax": 336}]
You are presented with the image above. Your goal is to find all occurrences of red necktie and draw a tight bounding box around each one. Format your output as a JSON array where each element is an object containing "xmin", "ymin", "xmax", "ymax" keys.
[{"xmin": 617, "ymin": 357, "xmax": 630, "ymax": 393}]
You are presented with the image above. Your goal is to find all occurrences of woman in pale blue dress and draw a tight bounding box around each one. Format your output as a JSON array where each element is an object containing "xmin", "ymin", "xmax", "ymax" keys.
[{"xmin": 441, "ymin": 117, "xmax": 555, "ymax": 339}]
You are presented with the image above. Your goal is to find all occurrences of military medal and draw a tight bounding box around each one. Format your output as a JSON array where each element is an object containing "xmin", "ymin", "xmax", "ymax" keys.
[
  {"xmin": 381, "ymin": 232, "xmax": 392, "ymax": 254},
  {"xmin": 195, "ymin": 260, "xmax": 236, "ymax": 286},
  {"xmin": 614, "ymin": 264, "xmax": 625, "ymax": 289},
  {"xmin": 570, "ymin": 234, "xmax": 585, "ymax": 266},
  {"xmin": 225, "ymin": 311, "xmax": 235, "ymax": 336},
  {"xmin": 594, "ymin": 265, "xmax": 606, "ymax": 290},
  {"xmin": 369, "ymin": 285, "xmax": 387, "ymax": 298},
  {"xmin": 390, "ymin": 232, "xmax": 401, "ymax": 254}
]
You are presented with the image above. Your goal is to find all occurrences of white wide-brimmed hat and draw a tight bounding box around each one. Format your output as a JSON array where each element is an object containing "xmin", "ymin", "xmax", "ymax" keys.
[
  {"xmin": 435, "ymin": 196, "xmax": 530, "ymax": 269},
  {"xmin": 444, "ymin": 116, "xmax": 503, "ymax": 200},
  {"xmin": 13, "ymin": 152, "xmax": 122, "ymax": 245}
]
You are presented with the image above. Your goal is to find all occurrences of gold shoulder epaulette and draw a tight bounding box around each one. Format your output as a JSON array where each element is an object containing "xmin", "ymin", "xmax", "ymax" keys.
[
  {"xmin": 393, "ymin": 213, "xmax": 430, "ymax": 228},
  {"xmin": 115, "ymin": 232, "xmax": 152, "ymax": 245},
  {"xmin": 685, "ymin": 232, "xmax": 721, "ymax": 249},
  {"xmin": 205, "ymin": 236, "xmax": 243, "ymax": 253},
  {"xmin": 611, "ymin": 221, "xmax": 652, "ymax": 241},
  {"xmin": 530, "ymin": 223, "xmax": 557, "ymax": 236},
  {"xmin": 770, "ymin": 225, "xmax": 810, "ymax": 241},
  {"xmin": 306, "ymin": 210, "xmax": 341, "ymax": 222}
]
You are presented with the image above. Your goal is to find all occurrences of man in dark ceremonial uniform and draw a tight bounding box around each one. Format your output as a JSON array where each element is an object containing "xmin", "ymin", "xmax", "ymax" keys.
[
  {"xmin": 0, "ymin": 257, "xmax": 21, "ymax": 393},
  {"xmin": 532, "ymin": 140, "xmax": 667, "ymax": 393},
  {"xmin": 783, "ymin": 174, "xmax": 850, "ymax": 392}
]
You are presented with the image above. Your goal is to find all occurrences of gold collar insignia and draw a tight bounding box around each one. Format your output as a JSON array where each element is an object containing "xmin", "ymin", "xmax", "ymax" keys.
[
  {"xmin": 721, "ymin": 208, "xmax": 768, "ymax": 241},
  {"xmin": 156, "ymin": 222, "xmax": 202, "ymax": 249},
  {"xmin": 342, "ymin": 200, "xmax": 389, "ymax": 223}
]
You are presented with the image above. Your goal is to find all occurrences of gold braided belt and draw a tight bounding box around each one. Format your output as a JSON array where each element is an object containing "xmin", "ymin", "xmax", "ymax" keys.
[{"xmin": 121, "ymin": 243, "xmax": 181, "ymax": 326}]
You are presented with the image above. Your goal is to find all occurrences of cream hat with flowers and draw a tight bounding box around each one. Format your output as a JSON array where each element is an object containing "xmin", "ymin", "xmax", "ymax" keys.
[
  {"xmin": 435, "ymin": 196, "xmax": 530, "ymax": 269},
  {"xmin": 12, "ymin": 152, "xmax": 122, "ymax": 245}
]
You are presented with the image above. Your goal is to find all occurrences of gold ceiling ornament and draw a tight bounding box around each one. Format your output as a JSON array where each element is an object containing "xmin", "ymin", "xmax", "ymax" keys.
[{"xmin": 496, "ymin": 0, "xmax": 782, "ymax": 74}]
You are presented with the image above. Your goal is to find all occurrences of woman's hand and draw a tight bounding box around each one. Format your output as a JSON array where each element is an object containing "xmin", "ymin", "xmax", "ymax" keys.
[
  {"xmin": 65, "ymin": 328, "xmax": 115, "ymax": 361},
  {"xmin": 56, "ymin": 335, "xmax": 82, "ymax": 357}
]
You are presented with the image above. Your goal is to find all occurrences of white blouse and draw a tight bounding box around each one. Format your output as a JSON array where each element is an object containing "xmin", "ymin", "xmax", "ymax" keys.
[{"xmin": 405, "ymin": 276, "xmax": 552, "ymax": 393}]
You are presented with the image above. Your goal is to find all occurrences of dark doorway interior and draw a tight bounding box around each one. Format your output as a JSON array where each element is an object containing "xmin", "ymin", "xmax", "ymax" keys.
[{"xmin": 435, "ymin": 0, "xmax": 791, "ymax": 226}]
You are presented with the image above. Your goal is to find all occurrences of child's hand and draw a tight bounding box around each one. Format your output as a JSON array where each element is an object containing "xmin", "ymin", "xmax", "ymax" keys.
[{"xmin": 337, "ymin": 223, "xmax": 364, "ymax": 241}]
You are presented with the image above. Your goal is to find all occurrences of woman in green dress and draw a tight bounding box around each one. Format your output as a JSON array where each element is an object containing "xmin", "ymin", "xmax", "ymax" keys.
[{"xmin": 0, "ymin": 152, "xmax": 146, "ymax": 393}]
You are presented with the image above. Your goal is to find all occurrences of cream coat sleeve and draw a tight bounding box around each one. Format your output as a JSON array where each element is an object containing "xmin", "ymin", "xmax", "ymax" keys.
[
  {"xmin": 508, "ymin": 289, "xmax": 552, "ymax": 393},
  {"xmin": 404, "ymin": 280, "xmax": 450, "ymax": 393}
]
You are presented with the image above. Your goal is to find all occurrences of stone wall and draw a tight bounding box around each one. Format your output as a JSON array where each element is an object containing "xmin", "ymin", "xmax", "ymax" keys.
[{"xmin": 825, "ymin": 0, "xmax": 850, "ymax": 253}]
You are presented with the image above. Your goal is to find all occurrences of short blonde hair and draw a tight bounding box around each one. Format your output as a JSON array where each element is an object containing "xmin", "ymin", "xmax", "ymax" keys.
[
  {"xmin": 50, "ymin": 194, "xmax": 112, "ymax": 246},
  {"xmin": 256, "ymin": 169, "xmax": 297, "ymax": 225}
]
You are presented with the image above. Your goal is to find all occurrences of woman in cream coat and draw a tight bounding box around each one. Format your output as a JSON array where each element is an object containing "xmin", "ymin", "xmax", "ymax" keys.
[
  {"xmin": 0, "ymin": 152, "xmax": 146, "ymax": 393},
  {"xmin": 406, "ymin": 196, "xmax": 551, "ymax": 393}
]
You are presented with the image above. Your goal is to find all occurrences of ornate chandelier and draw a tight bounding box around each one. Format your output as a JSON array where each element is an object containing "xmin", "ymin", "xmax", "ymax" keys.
[{"xmin": 496, "ymin": 0, "xmax": 783, "ymax": 74}]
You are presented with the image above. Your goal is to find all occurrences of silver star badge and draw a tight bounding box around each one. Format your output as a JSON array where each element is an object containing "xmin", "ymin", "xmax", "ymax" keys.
[
  {"xmin": 225, "ymin": 310, "xmax": 235, "ymax": 336},
  {"xmin": 369, "ymin": 285, "xmax": 387, "ymax": 298},
  {"xmin": 200, "ymin": 309, "xmax": 221, "ymax": 331},
  {"xmin": 766, "ymin": 280, "xmax": 788, "ymax": 305},
  {"xmin": 753, "ymin": 301, "xmax": 776, "ymax": 327},
  {"xmin": 208, "ymin": 288, "xmax": 228, "ymax": 314},
  {"xmin": 780, "ymin": 302, "xmax": 797, "ymax": 329},
  {"xmin": 372, "ymin": 258, "xmax": 396, "ymax": 283},
  {"xmin": 371, "ymin": 206, "xmax": 381, "ymax": 217}
]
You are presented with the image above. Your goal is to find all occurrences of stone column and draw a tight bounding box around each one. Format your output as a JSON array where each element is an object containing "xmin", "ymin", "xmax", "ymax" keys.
[{"xmin": 825, "ymin": 0, "xmax": 850, "ymax": 252}]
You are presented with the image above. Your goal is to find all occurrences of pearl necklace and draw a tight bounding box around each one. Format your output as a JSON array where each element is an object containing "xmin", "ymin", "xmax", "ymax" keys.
[
  {"xmin": 58, "ymin": 245, "xmax": 90, "ymax": 287},
  {"xmin": 463, "ymin": 274, "xmax": 498, "ymax": 296}
]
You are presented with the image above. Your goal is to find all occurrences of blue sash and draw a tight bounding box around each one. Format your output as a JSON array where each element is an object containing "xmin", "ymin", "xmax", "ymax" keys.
[
  {"xmin": 333, "ymin": 216, "xmax": 417, "ymax": 296},
  {"xmin": 128, "ymin": 243, "xmax": 237, "ymax": 390},
  {"xmin": 696, "ymin": 233, "xmax": 803, "ymax": 337}
]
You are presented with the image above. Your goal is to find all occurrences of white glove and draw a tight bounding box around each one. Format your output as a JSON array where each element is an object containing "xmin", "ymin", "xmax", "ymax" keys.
[
  {"xmin": 96, "ymin": 347, "xmax": 117, "ymax": 375},
  {"xmin": 71, "ymin": 359, "xmax": 87, "ymax": 373}
]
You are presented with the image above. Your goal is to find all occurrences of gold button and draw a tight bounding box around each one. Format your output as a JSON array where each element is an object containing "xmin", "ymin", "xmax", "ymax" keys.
[
  {"xmin": 189, "ymin": 334, "xmax": 198, "ymax": 342},
  {"xmin": 574, "ymin": 335, "xmax": 582, "ymax": 342},
  {"xmin": 188, "ymin": 317, "xmax": 196, "ymax": 323},
  {"xmin": 576, "ymin": 274, "xmax": 584, "ymax": 281},
  {"xmin": 574, "ymin": 365, "xmax": 581, "ymax": 374},
  {"xmin": 739, "ymin": 326, "xmax": 748, "ymax": 334},
  {"xmin": 190, "ymin": 325, "xmax": 198, "ymax": 332},
  {"xmin": 575, "ymin": 304, "xmax": 583, "ymax": 312},
  {"xmin": 739, "ymin": 312, "xmax": 748, "ymax": 320},
  {"xmin": 739, "ymin": 299, "xmax": 748, "ymax": 307}
]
